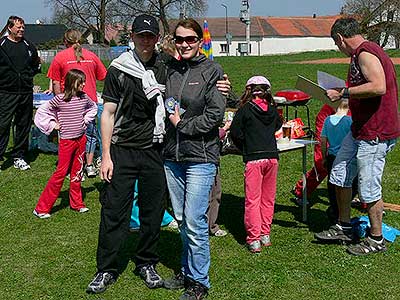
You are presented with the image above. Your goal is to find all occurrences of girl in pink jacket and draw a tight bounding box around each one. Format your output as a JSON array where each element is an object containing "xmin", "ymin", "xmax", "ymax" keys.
[{"xmin": 33, "ymin": 69, "xmax": 97, "ymax": 218}]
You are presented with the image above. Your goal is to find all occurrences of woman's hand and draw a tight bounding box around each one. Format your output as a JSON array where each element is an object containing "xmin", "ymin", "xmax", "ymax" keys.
[
  {"xmin": 223, "ymin": 120, "xmax": 232, "ymax": 131},
  {"xmin": 216, "ymin": 74, "xmax": 231, "ymax": 96},
  {"xmin": 54, "ymin": 122, "xmax": 60, "ymax": 130},
  {"xmin": 169, "ymin": 105, "xmax": 181, "ymax": 127}
]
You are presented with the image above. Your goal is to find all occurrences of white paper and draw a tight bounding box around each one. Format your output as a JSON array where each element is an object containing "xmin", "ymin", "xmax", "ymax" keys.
[
  {"xmin": 317, "ymin": 71, "xmax": 346, "ymax": 90},
  {"xmin": 295, "ymin": 75, "xmax": 340, "ymax": 109}
]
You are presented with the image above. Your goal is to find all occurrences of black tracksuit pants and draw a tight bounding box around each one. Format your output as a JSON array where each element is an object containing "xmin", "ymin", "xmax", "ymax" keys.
[
  {"xmin": 0, "ymin": 92, "xmax": 33, "ymax": 160},
  {"xmin": 96, "ymin": 144, "xmax": 166, "ymax": 275}
]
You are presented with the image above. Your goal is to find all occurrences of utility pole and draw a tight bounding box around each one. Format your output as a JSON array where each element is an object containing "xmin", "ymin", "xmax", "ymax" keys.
[
  {"xmin": 239, "ymin": 0, "xmax": 251, "ymax": 55},
  {"xmin": 221, "ymin": 4, "xmax": 231, "ymax": 56}
]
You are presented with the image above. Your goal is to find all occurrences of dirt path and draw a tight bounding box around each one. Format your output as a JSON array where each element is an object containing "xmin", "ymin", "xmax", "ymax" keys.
[{"xmin": 297, "ymin": 57, "xmax": 400, "ymax": 65}]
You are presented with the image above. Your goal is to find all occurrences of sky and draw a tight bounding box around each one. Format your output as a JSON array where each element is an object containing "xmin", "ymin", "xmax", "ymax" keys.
[{"xmin": 0, "ymin": 0, "xmax": 345, "ymax": 25}]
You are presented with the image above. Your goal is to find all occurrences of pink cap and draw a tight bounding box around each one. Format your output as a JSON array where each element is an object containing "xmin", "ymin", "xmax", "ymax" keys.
[{"xmin": 246, "ymin": 76, "xmax": 271, "ymax": 88}]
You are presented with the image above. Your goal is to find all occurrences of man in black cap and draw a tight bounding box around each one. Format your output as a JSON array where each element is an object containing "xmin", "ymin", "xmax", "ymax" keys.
[
  {"xmin": 86, "ymin": 14, "xmax": 167, "ymax": 294},
  {"xmin": 86, "ymin": 13, "xmax": 231, "ymax": 295}
]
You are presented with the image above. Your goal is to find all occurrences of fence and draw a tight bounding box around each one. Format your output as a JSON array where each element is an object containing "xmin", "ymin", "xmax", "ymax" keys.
[{"xmin": 38, "ymin": 45, "xmax": 129, "ymax": 63}]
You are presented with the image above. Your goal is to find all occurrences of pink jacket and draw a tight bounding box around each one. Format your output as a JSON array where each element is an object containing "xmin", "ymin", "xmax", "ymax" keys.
[{"xmin": 34, "ymin": 97, "xmax": 97, "ymax": 136}]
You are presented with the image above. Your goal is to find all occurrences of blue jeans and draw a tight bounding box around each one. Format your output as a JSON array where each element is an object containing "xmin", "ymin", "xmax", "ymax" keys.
[
  {"xmin": 330, "ymin": 133, "xmax": 397, "ymax": 203},
  {"xmin": 97, "ymin": 103, "xmax": 104, "ymax": 155},
  {"xmin": 85, "ymin": 120, "xmax": 97, "ymax": 154},
  {"xmin": 164, "ymin": 161, "xmax": 217, "ymax": 288}
]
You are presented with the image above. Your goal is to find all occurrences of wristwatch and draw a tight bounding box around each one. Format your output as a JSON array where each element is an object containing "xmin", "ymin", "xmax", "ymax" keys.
[{"xmin": 342, "ymin": 87, "xmax": 350, "ymax": 99}]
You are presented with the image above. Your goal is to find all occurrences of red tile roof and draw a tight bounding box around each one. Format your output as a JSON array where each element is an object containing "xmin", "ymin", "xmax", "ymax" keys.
[{"xmin": 187, "ymin": 15, "xmax": 341, "ymax": 38}]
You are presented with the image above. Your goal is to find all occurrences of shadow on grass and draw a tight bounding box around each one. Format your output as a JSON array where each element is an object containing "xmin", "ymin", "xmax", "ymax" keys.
[
  {"xmin": 1, "ymin": 148, "xmax": 54, "ymax": 170},
  {"xmin": 218, "ymin": 193, "xmax": 246, "ymax": 245},
  {"xmin": 51, "ymin": 186, "xmax": 97, "ymax": 213},
  {"xmin": 117, "ymin": 228, "xmax": 182, "ymax": 275},
  {"xmin": 219, "ymin": 191, "xmax": 334, "ymax": 242}
]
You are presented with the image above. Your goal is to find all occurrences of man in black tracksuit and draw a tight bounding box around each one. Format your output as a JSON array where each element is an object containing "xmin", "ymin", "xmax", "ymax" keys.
[{"xmin": 0, "ymin": 16, "xmax": 40, "ymax": 170}]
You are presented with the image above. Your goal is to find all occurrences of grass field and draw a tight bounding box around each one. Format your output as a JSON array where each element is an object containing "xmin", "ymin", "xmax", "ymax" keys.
[{"xmin": 1, "ymin": 50, "xmax": 400, "ymax": 300}]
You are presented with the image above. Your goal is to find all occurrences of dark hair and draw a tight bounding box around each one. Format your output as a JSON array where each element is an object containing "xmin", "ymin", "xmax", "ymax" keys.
[
  {"xmin": 7, "ymin": 15, "xmax": 24, "ymax": 30},
  {"xmin": 239, "ymin": 84, "xmax": 274, "ymax": 108},
  {"xmin": 331, "ymin": 17, "xmax": 361, "ymax": 40},
  {"xmin": 64, "ymin": 29, "xmax": 84, "ymax": 62},
  {"xmin": 64, "ymin": 69, "xmax": 86, "ymax": 101},
  {"xmin": 174, "ymin": 18, "xmax": 203, "ymax": 39}
]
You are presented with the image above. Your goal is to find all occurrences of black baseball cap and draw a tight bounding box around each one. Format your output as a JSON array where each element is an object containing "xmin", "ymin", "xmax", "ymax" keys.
[{"xmin": 132, "ymin": 14, "xmax": 159, "ymax": 35}]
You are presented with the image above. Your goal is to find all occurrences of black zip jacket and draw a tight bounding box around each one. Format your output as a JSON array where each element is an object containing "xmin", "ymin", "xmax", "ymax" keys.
[
  {"xmin": 0, "ymin": 37, "xmax": 40, "ymax": 94},
  {"xmin": 163, "ymin": 54, "xmax": 226, "ymax": 164},
  {"xmin": 230, "ymin": 100, "xmax": 283, "ymax": 163}
]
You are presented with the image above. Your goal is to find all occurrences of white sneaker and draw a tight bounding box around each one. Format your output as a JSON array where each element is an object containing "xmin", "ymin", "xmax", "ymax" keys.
[
  {"xmin": 33, "ymin": 209, "xmax": 51, "ymax": 219},
  {"xmin": 79, "ymin": 207, "xmax": 89, "ymax": 213},
  {"xmin": 14, "ymin": 158, "xmax": 30, "ymax": 170},
  {"xmin": 86, "ymin": 165, "xmax": 97, "ymax": 177},
  {"xmin": 167, "ymin": 219, "xmax": 179, "ymax": 229}
]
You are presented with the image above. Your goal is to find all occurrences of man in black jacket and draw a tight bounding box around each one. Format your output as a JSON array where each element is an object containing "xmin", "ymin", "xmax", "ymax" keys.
[{"xmin": 0, "ymin": 16, "xmax": 40, "ymax": 170}]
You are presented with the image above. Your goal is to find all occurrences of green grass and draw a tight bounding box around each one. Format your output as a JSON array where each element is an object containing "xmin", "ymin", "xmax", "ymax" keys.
[{"xmin": 1, "ymin": 51, "xmax": 400, "ymax": 300}]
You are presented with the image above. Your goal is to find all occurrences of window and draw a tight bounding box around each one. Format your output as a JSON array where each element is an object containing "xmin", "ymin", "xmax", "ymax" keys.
[{"xmin": 220, "ymin": 44, "xmax": 228, "ymax": 53}]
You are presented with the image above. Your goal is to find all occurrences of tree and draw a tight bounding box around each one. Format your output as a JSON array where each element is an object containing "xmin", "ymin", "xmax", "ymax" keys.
[
  {"xmin": 342, "ymin": 0, "xmax": 400, "ymax": 48},
  {"xmin": 45, "ymin": 0, "xmax": 207, "ymax": 44},
  {"xmin": 45, "ymin": 0, "xmax": 121, "ymax": 44},
  {"xmin": 119, "ymin": 24, "xmax": 131, "ymax": 46}
]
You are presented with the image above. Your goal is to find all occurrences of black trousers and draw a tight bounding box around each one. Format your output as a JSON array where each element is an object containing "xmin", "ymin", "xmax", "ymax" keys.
[
  {"xmin": 0, "ymin": 92, "xmax": 33, "ymax": 159},
  {"xmin": 96, "ymin": 144, "xmax": 166, "ymax": 275}
]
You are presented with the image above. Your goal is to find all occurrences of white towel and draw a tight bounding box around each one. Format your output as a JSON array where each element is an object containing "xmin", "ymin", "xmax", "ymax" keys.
[{"xmin": 110, "ymin": 49, "xmax": 166, "ymax": 143}]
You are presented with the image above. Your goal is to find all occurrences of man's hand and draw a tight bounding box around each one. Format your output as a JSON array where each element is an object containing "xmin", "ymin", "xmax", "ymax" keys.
[
  {"xmin": 169, "ymin": 105, "xmax": 181, "ymax": 127},
  {"xmin": 326, "ymin": 88, "xmax": 343, "ymax": 102},
  {"xmin": 216, "ymin": 74, "xmax": 231, "ymax": 96},
  {"xmin": 100, "ymin": 156, "xmax": 113, "ymax": 182},
  {"xmin": 54, "ymin": 122, "xmax": 60, "ymax": 130}
]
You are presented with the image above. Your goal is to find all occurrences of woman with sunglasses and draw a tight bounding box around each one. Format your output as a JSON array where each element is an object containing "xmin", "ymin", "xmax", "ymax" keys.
[{"xmin": 163, "ymin": 18, "xmax": 226, "ymax": 300}]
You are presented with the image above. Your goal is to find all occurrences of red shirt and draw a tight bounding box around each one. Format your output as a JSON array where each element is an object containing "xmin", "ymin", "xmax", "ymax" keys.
[
  {"xmin": 47, "ymin": 47, "xmax": 107, "ymax": 102},
  {"xmin": 347, "ymin": 41, "xmax": 400, "ymax": 141}
]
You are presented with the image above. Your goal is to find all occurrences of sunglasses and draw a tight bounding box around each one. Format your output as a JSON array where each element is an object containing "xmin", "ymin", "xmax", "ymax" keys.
[{"xmin": 174, "ymin": 35, "xmax": 200, "ymax": 45}]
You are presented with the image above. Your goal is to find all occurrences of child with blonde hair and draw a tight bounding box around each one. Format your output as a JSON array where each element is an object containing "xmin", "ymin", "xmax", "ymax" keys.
[
  {"xmin": 33, "ymin": 69, "xmax": 97, "ymax": 218},
  {"xmin": 230, "ymin": 76, "xmax": 282, "ymax": 253}
]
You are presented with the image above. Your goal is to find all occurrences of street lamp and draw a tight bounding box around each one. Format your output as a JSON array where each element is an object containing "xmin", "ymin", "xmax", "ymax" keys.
[{"xmin": 221, "ymin": 3, "xmax": 230, "ymax": 56}]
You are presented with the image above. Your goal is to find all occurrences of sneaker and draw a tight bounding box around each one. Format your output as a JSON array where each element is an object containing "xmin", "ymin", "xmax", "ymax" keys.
[
  {"xmin": 314, "ymin": 224, "xmax": 354, "ymax": 243},
  {"xmin": 79, "ymin": 207, "xmax": 89, "ymax": 213},
  {"xmin": 213, "ymin": 229, "xmax": 227, "ymax": 237},
  {"xmin": 164, "ymin": 272, "xmax": 185, "ymax": 290},
  {"xmin": 247, "ymin": 240, "xmax": 261, "ymax": 253},
  {"xmin": 14, "ymin": 158, "xmax": 30, "ymax": 170},
  {"xmin": 129, "ymin": 226, "xmax": 140, "ymax": 233},
  {"xmin": 347, "ymin": 237, "xmax": 387, "ymax": 256},
  {"xmin": 260, "ymin": 235, "xmax": 272, "ymax": 247},
  {"xmin": 94, "ymin": 157, "xmax": 102, "ymax": 169},
  {"xmin": 135, "ymin": 264, "xmax": 164, "ymax": 289},
  {"xmin": 86, "ymin": 271, "xmax": 116, "ymax": 294},
  {"xmin": 167, "ymin": 219, "xmax": 179, "ymax": 229},
  {"xmin": 180, "ymin": 280, "xmax": 208, "ymax": 300},
  {"xmin": 86, "ymin": 165, "xmax": 97, "ymax": 178},
  {"xmin": 33, "ymin": 209, "xmax": 51, "ymax": 219}
]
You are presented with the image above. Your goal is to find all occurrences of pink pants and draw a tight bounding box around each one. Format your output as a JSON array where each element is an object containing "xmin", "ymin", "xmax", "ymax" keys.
[
  {"xmin": 244, "ymin": 158, "xmax": 278, "ymax": 244},
  {"xmin": 35, "ymin": 135, "xmax": 87, "ymax": 214}
]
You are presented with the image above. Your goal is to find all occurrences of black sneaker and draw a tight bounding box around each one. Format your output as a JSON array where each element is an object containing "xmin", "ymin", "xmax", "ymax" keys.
[
  {"xmin": 135, "ymin": 264, "xmax": 164, "ymax": 289},
  {"xmin": 180, "ymin": 280, "xmax": 208, "ymax": 300},
  {"xmin": 164, "ymin": 271, "xmax": 185, "ymax": 290},
  {"xmin": 347, "ymin": 237, "xmax": 387, "ymax": 256},
  {"xmin": 86, "ymin": 271, "xmax": 116, "ymax": 294},
  {"xmin": 314, "ymin": 224, "xmax": 354, "ymax": 243}
]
